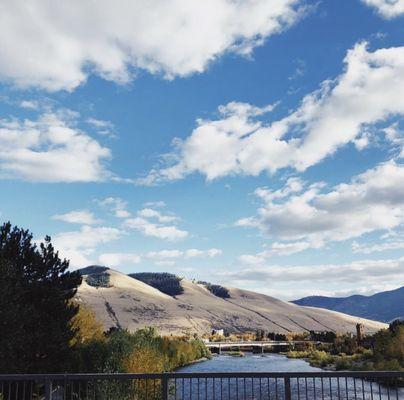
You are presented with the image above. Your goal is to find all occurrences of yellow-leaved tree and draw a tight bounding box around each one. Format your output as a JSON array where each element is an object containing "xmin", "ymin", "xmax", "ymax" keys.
[{"xmin": 69, "ymin": 302, "xmax": 105, "ymax": 347}]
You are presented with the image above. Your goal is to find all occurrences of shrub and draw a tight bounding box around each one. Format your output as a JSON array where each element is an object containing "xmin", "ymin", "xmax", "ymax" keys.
[
  {"xmin": 198, "ymin": 281, "xmax": 230, "ymax": 298},
  {"xmin": 130, "ymin": 273, "xmax": 184, "ymax": 296},
  {"xmin": 85, "ymin": 272, "xmax": 111, "ymax": 288}
]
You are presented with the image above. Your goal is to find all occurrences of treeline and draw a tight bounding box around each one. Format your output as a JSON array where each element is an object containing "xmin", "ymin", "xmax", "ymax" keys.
[
  {"xmin": 72, "ymin": 307, "xmax": 210, "ymax": 373},
  {"xmin": 287, "ymin": 321, "xmax": 404, "ymax": 371},
  {"xmin": 131, "ymin": 272, "xmax": 184, "ymax": 296}
]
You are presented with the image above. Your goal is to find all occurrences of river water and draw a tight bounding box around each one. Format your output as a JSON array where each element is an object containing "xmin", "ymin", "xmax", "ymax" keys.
[
  {"xmin": 174, "ymin": 353, "xmax": 403, "ymax": 399},
  {"xmin": 178, "ymin": 353, "xmax": 320, "ymax": 373}
]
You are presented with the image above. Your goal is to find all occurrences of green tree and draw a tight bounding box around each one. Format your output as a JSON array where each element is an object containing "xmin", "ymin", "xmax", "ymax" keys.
[{"xmin": 0, "ymin": 222, "xmax": 82, "ymax": 373}]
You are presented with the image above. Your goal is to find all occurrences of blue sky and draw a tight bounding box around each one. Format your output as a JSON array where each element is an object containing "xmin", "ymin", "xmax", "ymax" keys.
[{"xmin": 1, "ymin": 0, "xmax": 404, "ymax": 299}]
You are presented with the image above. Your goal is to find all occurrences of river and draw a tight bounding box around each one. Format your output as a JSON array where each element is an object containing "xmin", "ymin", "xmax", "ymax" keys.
[
  {"xmin": 174, "ymin": 353, "xmax": 403, "ymax": 399},
  {"xmin": 178, "ymin": 352, "xmax": 320, "ymax": 373}
]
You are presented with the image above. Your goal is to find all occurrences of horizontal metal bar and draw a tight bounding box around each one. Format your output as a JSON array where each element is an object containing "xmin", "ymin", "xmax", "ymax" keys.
[{"xmin": 0, "ymin": 371, "xmax": 403, "ymax": 380}]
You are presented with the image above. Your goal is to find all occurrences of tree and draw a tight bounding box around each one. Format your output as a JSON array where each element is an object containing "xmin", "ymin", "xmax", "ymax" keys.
[
  {"xmin": 0, "ymin": 222, "xmax": 82, "ymax": 373},
  {"xmin": 69, "ymin": 303, "xmax": 105, "ymax": 347}
]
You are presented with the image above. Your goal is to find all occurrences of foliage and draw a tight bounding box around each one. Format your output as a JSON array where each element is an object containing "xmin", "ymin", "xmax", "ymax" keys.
[
  {"xmin": 69, "ymin": 303, "xmax": 105, "ymax": 347},
  {"xmin": 373, "ymin": 324, "xmax": 404, "ymax": 369},
  {"xmin": 309, "ymin": 331, "xmax": 337, "ymax": 343},
  {"xmin": 79, "ymin": 265, "xmax": 109, "ymax": 275},
  {"xmin": 286, "ymin": 322, "xmax": 404, "ymax": 372},
  {"xmin": 267, "ymin": 332, "xmax": 287, "ymax": 341},
  {"xmin": 198, "ymin": 281, "xmax": 230, "ymax": 298},
  {"xmin": 255, "ymin": 329, "xmax": 266, "ymax": 341},
  {"xmin": 72, "ymin": 326, "xmax": 211, "ymax": 373},
  {"xmin": 0, "ymin": 222, "xmax": 82, "ymax": 373},
  {"xmin": 130, "ymin": 272, "xmax": 184, "ymax": 296},
  {"xmin": 85, "ymin": 272, "xmax": 111, "ymax": 288},
  {"xmin": 332, "ymin": 335, "xmax": 358, "ymax": 355},
  {"xmin": 226, "ymin": 351, "xmax": 245, "ymax": 357}
]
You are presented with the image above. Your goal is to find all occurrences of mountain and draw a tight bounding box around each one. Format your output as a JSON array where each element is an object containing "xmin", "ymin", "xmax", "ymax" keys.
[
  {"xmin": 75, "ymin": 267, "xmax": 386, "ymax": 335},
  {"xmin": 292, "ymin": 286, "xmax": 404, "ymax": 323}
]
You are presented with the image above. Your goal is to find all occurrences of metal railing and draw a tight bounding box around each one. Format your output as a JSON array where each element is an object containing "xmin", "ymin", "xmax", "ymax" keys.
[{"xmin": 0, "ymin": 371, "xmax": 403, "ymax": 400}]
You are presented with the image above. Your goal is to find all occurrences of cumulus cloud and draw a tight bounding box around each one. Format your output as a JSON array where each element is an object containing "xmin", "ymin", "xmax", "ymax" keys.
[
  {"xmin": 185, "ymin": 248, "xmax": 222, "ymax": 258},
  {"xmin": 352, "ymin": 238, "xmax": 404, "ymax": 254},
  {"xmin": 97, "ymin": 197, "xmax": 131, "ymax": 218},
  {"xmin": 123, "ymin": 206, "xmax": 188, "ymax": 241},
  {"xmin": 98, "ymin": 252, "xmax": 141, "ymax": 267},
  {"xmin": 52, "ymin": 209, "xmax": 100, "ymax": 225},
  {"xmin": 137, "ymin": 208, "xmax": 178, "ymax": 223},
  {"xmin": 221, "ymin": 257, "xmax": 404, "ymax": 285},
  {"xmin": 20, "ymin": 100, "xmax": 39, "ymax": 110},
  {"xmin": 145, "ymin": 248, "xmax": 222, "ymax": 264},
  {"xmin": 52, "ymin": 225, "xmax": 122, "ymax": 267},
  {"xmin": 362, "ymin": 0, "xmax": 404, "ymax": 18},
  {"xmin": 239, "ymin": 241, "xmax": 313, "ymax": 264},
  {"xmin": 87, "ymin": 118, "xmax": 116, "ymax": 138},
  {"xmin": 236, "ymin": 161, "xmax": 404, "ymax": 246},
  {"xmin": 0, "ymin": 0, "xmax": 304, "ymax": 91},
  {"xmin": 0, "ymin": 111, "xmax": 111, "ymax": 182},
  {"xmin": 141, "ymin": 43, "xmax": 404, "ymax": 183},
  {"xmin": 143, "ymin": 201, "xmax": 166, "ymax": 208},
  {"xmin": 124, "ymin": 217, "xmax": 188, "ymax": 240},
  {"xmin": 146, "ymin": 250, "xmax": 183, "ymax": 260}
]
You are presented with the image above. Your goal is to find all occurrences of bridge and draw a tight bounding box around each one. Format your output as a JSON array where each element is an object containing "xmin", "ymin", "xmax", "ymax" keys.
[
  {"xmin": 1, "ymin": 372, "xmax": 402, "ymax": 399},
  {"xmin": 205, "ymin": 340, "xmax": 321, "ymax": 353}
]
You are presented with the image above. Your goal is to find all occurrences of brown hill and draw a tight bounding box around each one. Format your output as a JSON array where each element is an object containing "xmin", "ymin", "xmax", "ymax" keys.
[{"xmin": 76, "ymin": 267, "xmax": 386, "ymax": 335}]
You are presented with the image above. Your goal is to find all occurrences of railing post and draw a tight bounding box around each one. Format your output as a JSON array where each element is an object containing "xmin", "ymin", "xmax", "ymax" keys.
[
  {"xmin": 284, "ymin": 376, "xmax": 291, "ymax": 400},
  {"xmin": 45, "ymin": 378, "xmax": 52, "ymax": 400},
  {"xmin": 161, "ymin": 374, "xmax": 169, "ymax": 400}
]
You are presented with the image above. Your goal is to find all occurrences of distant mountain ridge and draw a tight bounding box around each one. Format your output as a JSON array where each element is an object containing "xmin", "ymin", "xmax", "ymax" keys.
[
  {"xmin": 292, "ymin": 286, "xmax": 404, "ymax": 323},
  {"xmin": 75, "ymin": 266, "xmax": 386, "ymax": 335}
]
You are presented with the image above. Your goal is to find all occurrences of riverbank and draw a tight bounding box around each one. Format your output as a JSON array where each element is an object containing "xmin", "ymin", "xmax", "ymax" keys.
[{"xmin": 285, "ymin": 349, "xmax": 371, "ymax": 371}]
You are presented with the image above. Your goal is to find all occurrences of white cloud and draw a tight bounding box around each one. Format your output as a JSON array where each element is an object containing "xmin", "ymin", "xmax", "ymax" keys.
[
  {"xmin": 143, "ymin": 201, "xmax": 166, "ymax": 208},
  {"xmin": 352, "ymin": 238, "xmax": 404, "ymax": 254},
  {"xmin": 141, "ymin": 43, "xmax": 404, "ymax": 183},
  {"xmin": 123, "ymin": 205, "xmax": 188, "ymax": 241},
  {"xmin": 97, "ymin": 197, "xmax": 131, "ymax": 218},
  {"xmin": 0, "ymin": 0, "xmax": 304, "ymax": 91},
  {"xmin": 362, "ymin": 0, "xmax": 404, "ymax": 18},
  {"xmin": 20, "ymin": 100, "xmax": 39, "ymax": 109},
  {"xmin": 145, "ymin": 247, "xmax": 222, "ymax": 265},
  {"xmin": 52, "ymin": 209, "xmax": 100, "ymax": 225},
  {"xmin": 0, "ymin": 111, "xmax": 111, "ymax": 182},
  {"xmin": 221, "ymin": 256, "xmax": 404, "ymax": 285},
  {"xmin": 137, "ymin": 208, "xmax": 178, "ymax": 223},
  {"xmin": 236, "ymin": 161, "xmax": 404, "ymax": 246},
  {"xmin": 383, "ymin": 123, "xmax": 404, "ymax": 158},
  {"xmin": 123, "ymin": 217, "xmax": 188, "ymax": 241},
  {"xmin": 146, "ymin": 250, "xmax": 183, "ymax": 260},
  {"xmin": 98, "ymin": 252, "xmax": 141, "ymax": 267},
  {"xmin": 87, "ymin": 117, "xmax": 116, "ymax": 138},
  {"xmin": 239, "ymin": 241, "xmax": 313, "ymax": 264},
  {"xmin": 52, "ymin": 225, "xmax": 122, "ymax": 267},
  {"xmin": 185, "ymin": 248, "xmax": 222, "ymax": 258}
]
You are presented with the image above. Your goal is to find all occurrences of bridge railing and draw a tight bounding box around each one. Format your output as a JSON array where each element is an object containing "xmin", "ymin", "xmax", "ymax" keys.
[{"xmin": 0, "ymin": 371, "xmax": 403, "ymax": 400}]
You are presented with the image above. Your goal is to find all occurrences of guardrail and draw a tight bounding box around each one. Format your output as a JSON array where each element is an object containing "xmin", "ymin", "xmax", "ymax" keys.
[{"xmin": 0, "ymin": 371, "xmax": 403, "ymax": 400}]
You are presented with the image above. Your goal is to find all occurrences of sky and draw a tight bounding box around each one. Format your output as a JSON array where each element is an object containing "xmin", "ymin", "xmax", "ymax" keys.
[{"xmin": 1, "ymin": 0, "xmax": 404, "ymax": 300}]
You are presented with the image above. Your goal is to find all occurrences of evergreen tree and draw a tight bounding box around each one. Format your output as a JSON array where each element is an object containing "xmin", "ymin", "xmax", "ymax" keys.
[{"xmin": 0, "ymin": 222, "xmax": 82, "ymax": 373}]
